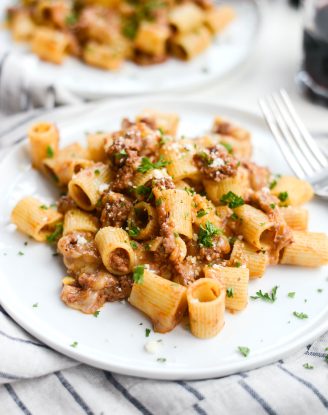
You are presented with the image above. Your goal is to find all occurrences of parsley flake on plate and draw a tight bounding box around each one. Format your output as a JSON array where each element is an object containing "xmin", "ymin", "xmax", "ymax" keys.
[
  {"xmin": 293, "ymin": 311, "xmax": 308, "ymax": 319},
  {"xmin": 251, "ymin": 286, "xmax": 278, "ymax": 303},
  {"xmin": 303, "ymin": 363, "xmax": 314, "ymax": 369},
  {"xmin": 288, "ymin": 292, "xmax": 296, "ymax": 298},
  {"xmin": 128, "ymin": 223, "xmax": 140, "ymax": 237},
  {"xmin": 157, "ymin": 357, "xmax": 167, "ymax": 363},
  {"xmin": 238, "ymin": 346, "xmax": 250, "ymax": 357},
  {"xmin": 70, "ymin": 341, "xmax": 78, "ymax": 348},
  {"xmin": 145, "ymin": 328, "xmax": 151, "ymax": 337},
  {"xmin": 32, "ymin": 303, "xmax": 38, "ymax": 308},
  {"xmin": 93, "ymin": 311, "xmax": 100, "ymax": 318},
  {"xmin": 133, "ymin": 265, "xmax": 145, "ymax": 284}
]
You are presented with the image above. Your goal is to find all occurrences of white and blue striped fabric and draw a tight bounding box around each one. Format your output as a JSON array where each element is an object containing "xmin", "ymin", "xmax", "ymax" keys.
[{"xmin": 0, "ymin": 109, "xmax": 328, "ymax": 415}]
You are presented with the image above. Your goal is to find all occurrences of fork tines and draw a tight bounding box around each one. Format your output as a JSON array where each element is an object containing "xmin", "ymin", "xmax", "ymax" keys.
[{"xmin": 259, "ymin": 89, "xmax": 328, "ymax": 180}]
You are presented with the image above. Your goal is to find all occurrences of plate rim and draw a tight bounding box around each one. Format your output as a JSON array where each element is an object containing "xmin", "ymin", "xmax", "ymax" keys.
[{"xmin": 0, "ymin": 97, "xmax": 327, "ymax": 380}]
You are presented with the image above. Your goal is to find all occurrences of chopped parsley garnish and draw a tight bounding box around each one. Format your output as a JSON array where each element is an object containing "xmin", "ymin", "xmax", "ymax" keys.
[
  {"xmin": 278, "ymin": 191, "xmax": 288, "ymax": 202},
  {"xmin": 46, "ymin": 145, "xmax": 54, "ymax": 158},
  {"xmin": 96, "ymin": 198, "xmax": 102, "ymax": 208},
  {"xmin": 94, "ymin": 169, "xmax": 100, "ymax": 176},
  {"xmin": 18, "ymin": 251, "xmax": 24, "ymax": 256},
  {"xmin": 234, "ymin": 262, "xmax": 242, "ymax": 268},
  {"xmin": 230, "ymin": 212, "xmax": 239, "ymax": 221},
  {"xmin": 184, "ymin": 187, "xmax": 195, "ymax": 196},
  {"xmin": 269, "ymin": 203, "xmax": 276, "ymax": 209},
  {"xmin": 238, "ymin": 346, "xmax": 250, "ymax": 357},
  {"xmin": 317, "ymin": 288, "xmax": 323, "ymax": 293},
  {"xmin": 198, "ymin": 221, "xmax": 222, "ymax": 248},
  {"xmin": 303, "ymin": 363, "xmax": 314, "ymax": 369},
  {"xmin": 221, "ymin": 141, "xmax": 233, "ymax": 154},
  {"xmin": 196, "ymin": 209, "xmax": 208, "ymax": 218},
  {"xmin": 93, "ymin": 311, "xmax": 100, "ymax": 318},
  {"xmin": 133, "ymin": 265, "xmax": 145, "ymax": 284},
  {"xmin": 130, "ymin": 241, "xmax": 138, "ymax": 250},
  {"xmin": 46, "ymin": 223, "xmax": 63, "ymax": 243},
  {"xmin": 137, "ymin": 156, "xmax": 169, "ymax": 173},
  {"xmin": 157, "ymin": 357, "xmax": 167, "ymax": 363},
  {"xmin": 128, "ymin": 223, "xmax": 140, "ymax": 237},
  {"xmin": 144, "ymin": 243, "xmax": 151, "ymax": 251},
  {"xmin": 269, "ymin": 179, "xmax": 277, "ymax": 190},
  {"xmin": 70, "ymin": 341, "xmax": 78, "ymax": 348},
  {"xmin": 32, "ymin": 303, "xmax": 38, "ymax": 308},
  {"xmin": 288, "ymin": 292, "xmax": 296, "ymax": 298},
  {"xmin": 251, "ymin": 286, "xmax": 278, "ymax": 303},
  {"xmin": 24, "ymin": 241, "xmax": 28, "ymax": 246},
  {"xmin": 155, "ymin": 198, "xmax": 162, "ymax": 206},
  {"xmin": 220, "ymin": 191, "xmax": 244, "ymax": 208},
  {"xmin": 226, "ymin": 288, "xmax": 234, "ymax": 298},
  {"xmin": 135, "ymin": 185, "xmax": 153, "ymax": 201},
  {"xmin": 198, "ymin": 151, "xmax": 212, "ymax": 165},
  {"xmin": 293, "ymin": 311, "xmax": 308, "ymax": 319},
  {"xmin": 115, "ymin": 149, "xmax": 127, "ymax": 160},
  {"xmin": 145, "ymin": 328, "xmax": 151, "ymax": 337},
  {"xmin": 39, "ymin": 205, "xmax": 48, "ymax": 210},
  {"xmin": 65, "ymin": 13, "xmax": 78, "ymax": 26}
]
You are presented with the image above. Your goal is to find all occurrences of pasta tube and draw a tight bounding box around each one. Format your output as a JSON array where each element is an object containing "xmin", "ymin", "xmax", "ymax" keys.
[
  {"xmin": 270, "ymin": 176, "xmax": 314, "ymax": 206},
  {"xmin": 169, "ymin": 3, "xmax": 204, "ymax": 33},
  {"xmin": 87, "ymin": 133, "xmax": 108, "ymax": 162},
  {"xmin": 11, "ymin": 196, "xmax": 63, "ymax": 242},
  {"xmin": 28, "ymin": 122, "xmax": 59, "ymax": 171},
  {"xmin": 134, "ymin": 22, "xmax": 170, "ymax": 57},
  {"xmin": 43, "ymin": 142, "xmax": 92, "ymax": 184},
  {"xmin": 280, "ymin": 206, "xmax": 308, "ymax": 231},
  {"xmin": 68, "ymin": 163, "xmax": 112, "ymax": 211},
  {"xmin": 136, "ymin": 109, "xmax": 180, "ymax": 136},
  {"xmin": 204, "ymin": 167, "xmax": 249, "ymax": 204},
  {"xmin": 234, "ymin": 204, "xmax": 274, "ymax": 250},
  {"xmin": 204, "ymin": 265, "xmax": 249, "ymax": 312},
  {"xmin": 205, "ymin": 5, "xmax": 235, "ymax": 34},
  {"xmin": 128, "ymin": 202, "xmax": 158, "ymax": 240},
  {"xmin": 63, "ymin": 209, "xmax": 99, "ymax": 235},
  {"xmin": 230, "ymin": 239, "xmax": 268, "ymax": 278},
  {"xmin": 160, "ymin": 189, "xmax": 193, "ymax": 238},
  {"xmin": 129, "ymin": 270, "xmax": 187, "ymax": 333},
  {"xmin": 160, "ymin": 140, "xmax": 200, "ymax": 181},
  {"xmin": 31, "ymin": 28, "xmax": 69, "ymax": 64},
  {"xmin": 95, "ymin": 227, "xmax": 135, "ymax": 275},
  {"xmin": 187, "ymin": 278, "xmax": 225, "ymax": 338},
  {"xmin": 280, "ymin": 231, "xmax": 328, "ymax": 267},
  {"xmin": 83, "ymin": 42, "xmax": 125, "ymax": 70},
  {"xmin": 170, "ymin": 26, "xmax": 212, "ymax": 60}
]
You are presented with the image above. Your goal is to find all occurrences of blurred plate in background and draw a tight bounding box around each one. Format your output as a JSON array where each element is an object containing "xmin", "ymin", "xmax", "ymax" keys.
[{"xmin": 0, "ymin": 0, "xmax": 261, "ymax": 99}]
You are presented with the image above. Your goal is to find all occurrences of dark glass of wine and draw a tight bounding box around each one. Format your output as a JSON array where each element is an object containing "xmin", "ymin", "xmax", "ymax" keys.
[{"xmin": 297, "ymin": 1, "xmax": 328, "ymax": 104}]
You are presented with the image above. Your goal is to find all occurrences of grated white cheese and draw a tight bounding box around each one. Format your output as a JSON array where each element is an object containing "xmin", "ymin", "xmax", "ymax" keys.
[
  {"xmin": 211, "ymin": 157, "xmax": 225, "ymax": 168},
  {"xmin": 152, "ymin": 169, "xmax": 165, "ymax": 179},
  {"xmin": 76, "ymin": 235, "xmax": 87, "ymax": 245},
  {"xmin": 190, "ymin": 298, "xmax": 199, "ymax": 304},
  {"xmin": 144, "ymin": 340, "xmax": 162, "ymax": 354},
  {"xmin": 99, "ymin": 184, "xmax": 109, "ymax": 193},
  {"xmin": 192, "ymin": 233, "xmax": 198, "ymax": 241}
]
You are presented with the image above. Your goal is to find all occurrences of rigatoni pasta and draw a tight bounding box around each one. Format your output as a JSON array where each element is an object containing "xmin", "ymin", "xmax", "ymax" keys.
[
  {"xmin": 6, "ymin": 0, "xmax": 235, "ymax": 69},
  {"xmin": 10, "ymin": 110, "xmax": 327, "ymax": 340}
]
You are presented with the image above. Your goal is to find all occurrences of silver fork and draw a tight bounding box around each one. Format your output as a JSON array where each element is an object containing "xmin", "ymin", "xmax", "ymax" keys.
[{"xmin": 259, "ymin": 89, "xmax": 328, "ymax": 199}]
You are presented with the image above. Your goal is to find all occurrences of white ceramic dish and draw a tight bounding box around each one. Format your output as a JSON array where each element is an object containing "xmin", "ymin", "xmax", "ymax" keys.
[
  {"xmin": 0, "ymin": 0, "xmax": 260, "ymax": 99},
  {"xmin": 0, "ymin": 98, "xmax": 327, "ymax": 380}
]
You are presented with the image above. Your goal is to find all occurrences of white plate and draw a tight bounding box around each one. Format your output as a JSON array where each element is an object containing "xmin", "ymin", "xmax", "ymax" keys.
[
  {"xmin": 0, "ymin": 0, "xmax": 260, "ymax": 99},
  {"xmin": 0, "ymin": 98, "xmax": 327, "ymax": 380}
]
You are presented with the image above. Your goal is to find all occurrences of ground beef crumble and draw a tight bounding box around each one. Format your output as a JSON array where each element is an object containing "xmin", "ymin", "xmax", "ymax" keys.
[{"xmin": 193, "ymin": 145, "xmax": 239, "ymax": 181}]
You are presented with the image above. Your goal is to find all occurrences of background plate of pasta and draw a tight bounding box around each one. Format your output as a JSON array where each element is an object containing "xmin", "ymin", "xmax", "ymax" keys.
[
  {"xmin": 0, "ymin": 0, "xmax": 260, "ymax": 98},
  {"xmin": 0, "ymin": 98, "xmax": 328, "ymax": 380}
]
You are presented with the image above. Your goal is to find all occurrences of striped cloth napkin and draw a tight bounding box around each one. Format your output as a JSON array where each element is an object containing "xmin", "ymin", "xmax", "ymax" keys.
[{"xmin": 0, "ymin": 110, "xmax": 328, "ymax": 415}]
